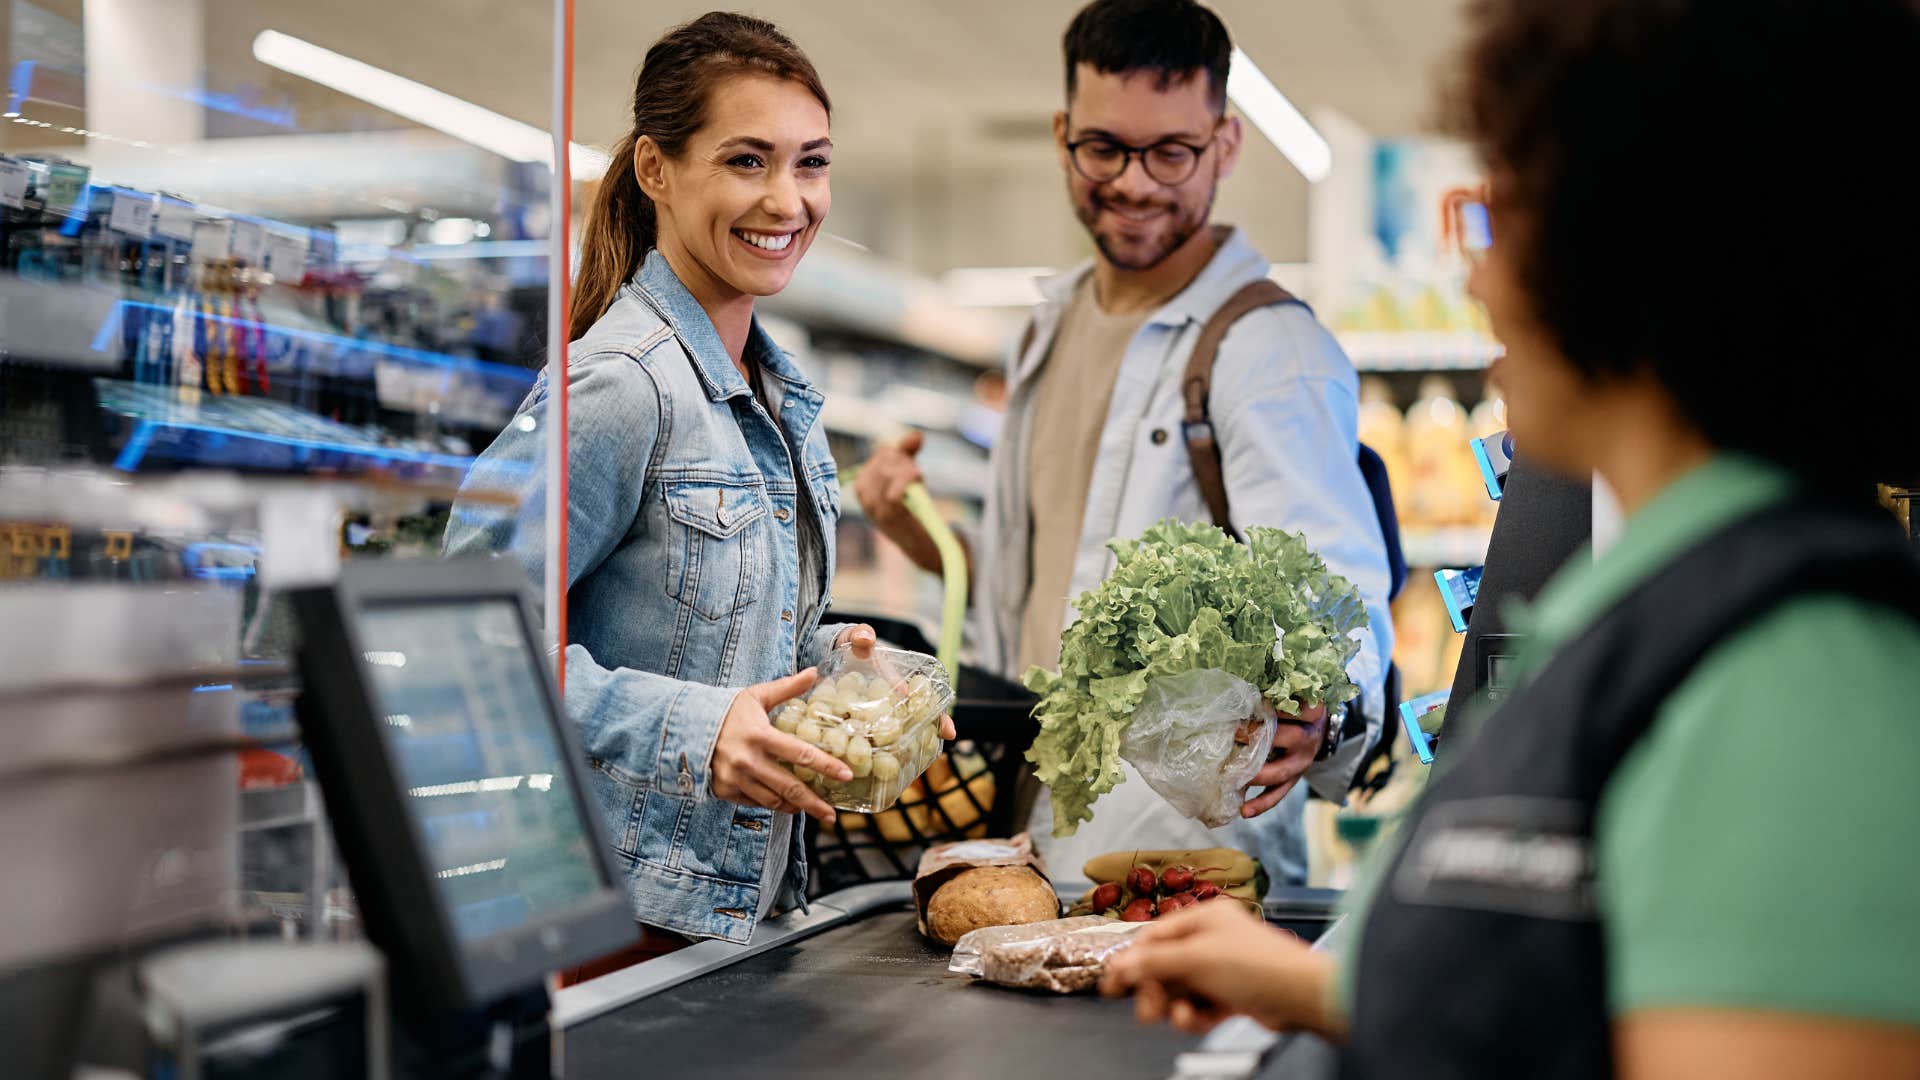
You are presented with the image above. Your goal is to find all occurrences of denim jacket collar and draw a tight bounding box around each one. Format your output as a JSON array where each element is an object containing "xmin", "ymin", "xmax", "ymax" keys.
[{"xmin": 631, "ymin": 249, "xmax": 817, "ymax": 405}]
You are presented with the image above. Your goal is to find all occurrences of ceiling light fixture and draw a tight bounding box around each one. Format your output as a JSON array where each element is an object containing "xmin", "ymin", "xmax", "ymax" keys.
[
  {"xmin": 251, "ymin": 30, "xmax": 608, "ymax": 179},
  {"xmin": 1226, "ymin": 47, "xmax": 1333, "ymax": 184}
]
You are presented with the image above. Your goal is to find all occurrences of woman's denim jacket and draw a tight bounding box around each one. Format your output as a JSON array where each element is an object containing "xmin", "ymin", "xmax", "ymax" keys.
[{"xmin": 446, "ymin": 250, "xmax": 845, "ymax": 943}]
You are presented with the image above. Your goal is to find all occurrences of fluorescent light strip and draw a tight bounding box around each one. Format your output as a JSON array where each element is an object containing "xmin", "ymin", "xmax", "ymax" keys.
[
  {"xmin": 251, "ymin": 31, "xmax": 608, "ymax": 179},
  {"xmin": 1226, "ymin": 47, "xmax": 1333, "ymax": 184}
]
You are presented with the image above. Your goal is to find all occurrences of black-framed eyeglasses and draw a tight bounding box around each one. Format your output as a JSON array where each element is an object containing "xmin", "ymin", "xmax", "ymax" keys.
[{"xmin": 1065, "ymin": 120, "xmax": 1223, "ymax": 186}]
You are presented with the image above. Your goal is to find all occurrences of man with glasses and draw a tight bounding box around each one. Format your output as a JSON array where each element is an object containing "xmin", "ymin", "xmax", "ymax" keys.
[{"xmin": 856, "ymin": 0, "xmax": 1392, "ymax": 884}]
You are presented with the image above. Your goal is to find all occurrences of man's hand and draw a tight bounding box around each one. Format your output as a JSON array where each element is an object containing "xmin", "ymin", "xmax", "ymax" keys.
[
  {"xmin": 853, "ymin": 431, "xmax": 945, "ymax": 575},
  {"xmin": 712, "ymin": 669, "xmax": 854, "ymax": 824},
  {"xmin": 1241, "ymin": 702, "xmax": 1329, "ymax": 819},
  {"xmin": 1101, "ymin": 896, "xmax": 1342, "ymax": 1038}
]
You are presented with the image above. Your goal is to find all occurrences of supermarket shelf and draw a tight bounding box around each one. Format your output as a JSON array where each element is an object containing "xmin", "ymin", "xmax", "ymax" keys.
[
  {"xmin": 1400, "ymin": 526, "xmax": 1492, "ymax": 568},
  {"xmin": 1339, "ymin": 332, "xmax": 1502, "ymax": 372}
]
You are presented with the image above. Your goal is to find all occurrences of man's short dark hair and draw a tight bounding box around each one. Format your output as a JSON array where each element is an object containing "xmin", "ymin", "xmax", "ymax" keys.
[
  {"xmin": 1450, "ymin": 0, "xmax": 1920, "ymax": 486},
  {"xmin": 1064, "ymin": 0, "xmax": 1232, "ymax": 113}
]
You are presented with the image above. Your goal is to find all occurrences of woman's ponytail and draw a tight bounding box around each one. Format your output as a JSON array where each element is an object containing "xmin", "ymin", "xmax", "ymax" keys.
[{"xmin": 569, "ymin": 132, "xmax": 653, "ymax": 340}]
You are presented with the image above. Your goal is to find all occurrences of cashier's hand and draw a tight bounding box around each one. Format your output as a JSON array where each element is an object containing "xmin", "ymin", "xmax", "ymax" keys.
[
  {"xmin": 831, "ymin": 624, "xmax": 957, "ymax": 740},
  {"xmin": 1241, "ymin": 703, "xmax": 1329, "ymax": 819},
  {"xmin": 713, "ymin": 669, "xmax": 852, "ymax": 824},
  {"xmin": 1101, "ymin": 896, "xmax": 1342, "ymax": 1039}
]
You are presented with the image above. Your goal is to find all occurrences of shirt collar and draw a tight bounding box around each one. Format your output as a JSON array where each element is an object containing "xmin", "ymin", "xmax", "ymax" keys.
[
  {"xmin": 1508, "ymin": 453, "xmax": 1800, "ymax": 678},
  {"xmin": 1033, "ymin": 225, "xmax": 1267, "ymax": 329},
  {"xmin": 632, "ymin": 249, "xmax": 809, "ymax": 402}
]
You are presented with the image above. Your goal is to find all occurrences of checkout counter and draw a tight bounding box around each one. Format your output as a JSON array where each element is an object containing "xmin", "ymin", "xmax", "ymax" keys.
[
  {"xmin": 288, "ymin": 558, "xmax": 1353, "ymax": 1080},
  {"xmin": 553, "ymin": 884, "xmax": 1344, "ymax": 1080}
]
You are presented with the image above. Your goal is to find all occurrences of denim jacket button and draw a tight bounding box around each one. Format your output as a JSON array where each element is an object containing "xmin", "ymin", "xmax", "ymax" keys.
[
  {"xmin": 781, "ymin": 609, "xmax": 794, "ymax": 622},
  {"xmin": 774, "ymin": 506, "xmax": 791, "ymax": 522}
]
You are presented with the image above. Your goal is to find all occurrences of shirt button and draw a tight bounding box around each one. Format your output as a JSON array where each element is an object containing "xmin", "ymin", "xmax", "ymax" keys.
[
  {"xmin": 774, "ymin": 507, "xmax": 791, "ymax": 522},
  {"xmin": 1151, "ymin": 428, "xmax": 1169, "ymax": 445},
  {"xmin": 782, "ymin": 398, "xmax": 794, "ymax": 408},
  {"xmin": 781, "ymin": 610, "xmax": 794, "ymax": 622}
]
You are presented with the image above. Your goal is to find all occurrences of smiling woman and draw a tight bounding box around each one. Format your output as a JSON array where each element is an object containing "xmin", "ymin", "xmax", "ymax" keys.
[
  {"xmin": 634, "ymin": 79, "xmax": 833, "ymax": 346},
  {"xmin": 569, "ymin": 14, "xmax": 833, "ymax": 352},
  {"xmin": 442, "ymin": 13, "xmax": 921, "ymax": 968}
]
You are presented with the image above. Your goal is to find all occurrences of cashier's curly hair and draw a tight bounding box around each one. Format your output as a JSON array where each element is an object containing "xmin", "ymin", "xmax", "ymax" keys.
[
  {"xmin": 571, "ymin": 13, "xmax": 829, "ymax": 339},
  {"xmin": 1449, "ymin": 0, "xmax": 1920, "ymax": 485}
]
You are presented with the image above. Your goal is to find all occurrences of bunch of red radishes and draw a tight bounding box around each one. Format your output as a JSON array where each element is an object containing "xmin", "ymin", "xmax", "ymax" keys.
[{"xmin": 1088, "ymin": 864, "xmax": 1234, "ymax": 922}]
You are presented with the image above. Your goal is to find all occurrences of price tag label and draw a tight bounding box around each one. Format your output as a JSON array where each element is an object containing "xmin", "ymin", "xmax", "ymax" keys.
[
  {"xmin": 154, "ymin": 198, "xmax": 197, "ymax": 242},
  {"xmin": 0, "ymin": 159, "xmax": 29, "ymax": 209},
  {"xmin": 265, "ymin": 234, "xmax": 310, "ymax": 281},
  {"xmin": 228, "ymin": 219, "xmax": 267, "ymax": 265},
  {"xmin": 109, "ymin": 191, "xmax": 157, "ymax": 238},
  {"xmin": 191, "ymin": 218, "xmax": 233, "ymax": 263}
]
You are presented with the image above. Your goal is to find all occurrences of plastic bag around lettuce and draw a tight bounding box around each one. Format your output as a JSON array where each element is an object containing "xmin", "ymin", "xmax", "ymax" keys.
[{"xmin": 1120, "ymin": 668, "xmax": 1278, "ymax": 828}]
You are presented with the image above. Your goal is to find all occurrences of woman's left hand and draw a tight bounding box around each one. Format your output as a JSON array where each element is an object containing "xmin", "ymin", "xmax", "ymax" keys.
[
  {"xmin": 833, "ymin": 623, "xmax": 879, "ymax": 660},
  {"xmin": 1241, "ymin": 702, "xmax": 1329, "ymax": 819},
  {"xmin": 831, "ymin": 624, "xmax": 956, "ymax": 740}
]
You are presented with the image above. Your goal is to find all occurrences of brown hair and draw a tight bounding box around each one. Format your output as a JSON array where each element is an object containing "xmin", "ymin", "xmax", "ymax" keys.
[
  {"xmin": 570, "ymin": 12, "xmax": 830, "ymax": 340},
  {"xmin": 1445, "ymin": 0, "xmax": 1920, "ymax": 486}
]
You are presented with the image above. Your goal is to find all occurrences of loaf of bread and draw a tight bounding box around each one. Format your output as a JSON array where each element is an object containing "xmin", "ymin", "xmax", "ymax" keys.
[{"xmin": 924, "ymin": 865, "xmax": 1060, "ymax": 945}]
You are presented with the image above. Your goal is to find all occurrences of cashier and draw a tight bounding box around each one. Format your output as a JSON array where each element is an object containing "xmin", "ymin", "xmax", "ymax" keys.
[{"xmin": 1102, "ymin": 0, "xmax": 1920, "ymax": 1076}]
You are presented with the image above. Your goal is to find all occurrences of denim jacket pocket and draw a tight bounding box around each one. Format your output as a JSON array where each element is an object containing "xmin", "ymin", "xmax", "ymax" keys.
[{"xmin": 664, "ymin": 481, "xmax": 768, "ymax": 620}]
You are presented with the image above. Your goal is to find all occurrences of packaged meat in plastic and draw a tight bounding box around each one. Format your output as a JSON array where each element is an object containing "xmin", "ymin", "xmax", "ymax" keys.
[
  {"xmin": 948, "ymin": 915, "xmax": 1109, "ymax": 977},
  {"xmin": 1120, "ymin": 669, "xmax": 1279, "ymax": 828},
  {"xmin": 976, "ymin": 919, "xmax": 1146, "ymax": 994},
  {"xmin": 770, "ymin": 643, "xmax": 954, "ymax": 813}
]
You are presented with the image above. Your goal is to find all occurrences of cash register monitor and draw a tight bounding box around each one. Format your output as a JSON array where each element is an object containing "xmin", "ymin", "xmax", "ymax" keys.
[{"xmin": 294, "ymin": 560, "xmax": 637, "ymax": 1011}]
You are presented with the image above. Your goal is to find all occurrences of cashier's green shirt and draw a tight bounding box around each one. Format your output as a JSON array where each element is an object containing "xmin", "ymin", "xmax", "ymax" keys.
[{"xmin": 1340, "ymin": 454, "xmax": 1920, "ymax": 1026}]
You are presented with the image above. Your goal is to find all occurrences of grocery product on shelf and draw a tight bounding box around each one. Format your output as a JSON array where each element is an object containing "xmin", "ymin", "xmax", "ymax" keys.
[
  {"xmin": 1401, "ymin": 375, "xmax": 1480, "ymax": 529},
  {"xmin": 0, "ymin": 154, "xmax": 540, "ymax": 480},
  {"xmin": 1357, "ymin": 376, "xmax": 1412, "ymax": 507}
]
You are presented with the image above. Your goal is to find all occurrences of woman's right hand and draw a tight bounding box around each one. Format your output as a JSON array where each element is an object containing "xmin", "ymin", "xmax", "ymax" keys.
[{"xmin": 711, "ymin": 668, "xmax": 853, "ymax": 824}]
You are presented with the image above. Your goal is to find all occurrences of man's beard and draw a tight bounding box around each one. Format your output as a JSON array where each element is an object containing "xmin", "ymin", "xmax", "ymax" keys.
[{"xmin": 1077, "ymin": 185, "xmax": 1216, "ymax": 272}]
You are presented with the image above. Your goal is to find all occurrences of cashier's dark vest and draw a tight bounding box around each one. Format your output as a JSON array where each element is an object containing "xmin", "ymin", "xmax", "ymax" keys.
[{"xmin": 1343, "ymin": 497, "xmax": 1920, "ymax": 1080}]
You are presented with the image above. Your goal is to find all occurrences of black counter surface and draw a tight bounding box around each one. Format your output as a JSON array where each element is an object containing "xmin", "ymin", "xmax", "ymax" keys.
[{"xmin": 562, "ymin": 903, "xmax": 1198, "ymax": 1079}]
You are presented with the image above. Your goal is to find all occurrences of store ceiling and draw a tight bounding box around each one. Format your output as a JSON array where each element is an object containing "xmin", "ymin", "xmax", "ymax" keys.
[{"xmin": 192, "ymin": 0, "xmax": 1472, "ymax": 268}]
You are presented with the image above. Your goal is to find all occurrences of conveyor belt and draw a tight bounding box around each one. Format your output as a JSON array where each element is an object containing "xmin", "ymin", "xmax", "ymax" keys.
[
  {"xmin": 563, "ymin": 904, "xmax": 1196, "ymax": 1079},
  {"xmin": 558, "ymin": 884, "xmax": 1344, "ymax": 1080}
]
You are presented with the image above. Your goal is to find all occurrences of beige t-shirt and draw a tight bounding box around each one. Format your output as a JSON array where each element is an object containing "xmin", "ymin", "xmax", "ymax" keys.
[{"xmin": 1017, "ymin": 278, "xmax": 1148, "ymax": 675}]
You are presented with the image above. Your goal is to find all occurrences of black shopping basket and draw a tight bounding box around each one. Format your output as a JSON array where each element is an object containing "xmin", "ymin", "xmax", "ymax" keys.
[{"xmin": 804, "ymin": 483, "xmax": 1036, "ymax": 897}]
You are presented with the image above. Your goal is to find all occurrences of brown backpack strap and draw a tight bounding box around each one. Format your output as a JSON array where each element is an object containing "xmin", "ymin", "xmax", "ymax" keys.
[{"xmin": 1183, "ymin": 279, "xmax": 1304, "ymax": 540}]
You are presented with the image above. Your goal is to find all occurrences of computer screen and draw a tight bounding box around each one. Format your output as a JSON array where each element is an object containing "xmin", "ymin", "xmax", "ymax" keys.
[{"xmin": 355, "ymin": 599, "xmax": 603, "ymax": 945}]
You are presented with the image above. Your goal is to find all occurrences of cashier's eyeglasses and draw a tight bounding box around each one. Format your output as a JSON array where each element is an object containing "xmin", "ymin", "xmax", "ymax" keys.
[{"xmin": 1065, "ymin": 121, "xmax": 1224, "ymax": 186}]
